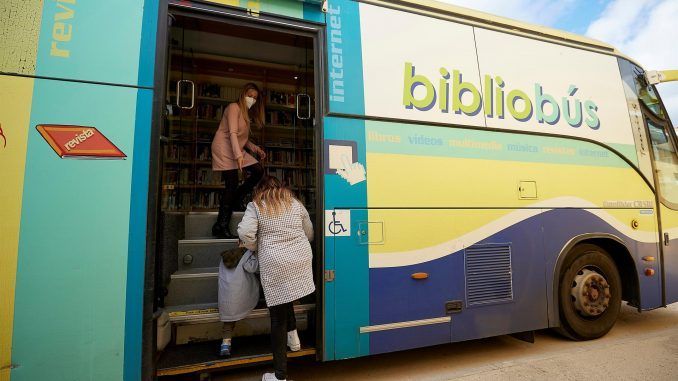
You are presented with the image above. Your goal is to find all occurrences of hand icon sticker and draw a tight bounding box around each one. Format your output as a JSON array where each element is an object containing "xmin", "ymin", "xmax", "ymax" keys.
[{"xmin": 336, "ymin": 154, "xmax": 366, "ymax": 186}]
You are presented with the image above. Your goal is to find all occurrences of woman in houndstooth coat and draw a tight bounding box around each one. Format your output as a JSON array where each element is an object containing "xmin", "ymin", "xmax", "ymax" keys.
[{"xmin": 237, "ymin": 176, "xmax": 314, "ymax": 381}]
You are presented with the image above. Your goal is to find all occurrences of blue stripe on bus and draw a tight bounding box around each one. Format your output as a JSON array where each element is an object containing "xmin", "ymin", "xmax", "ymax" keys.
[
  {"xmin": 123, "ymin": 89, "xmax": 153, "ymax": 381},
  {"xmin": 123, "ymin": 0, "xmax": 158, "ymax": 378},
  {"xmin": 368, "ymin": 208, "xmax": 661, "ymax": 354}
]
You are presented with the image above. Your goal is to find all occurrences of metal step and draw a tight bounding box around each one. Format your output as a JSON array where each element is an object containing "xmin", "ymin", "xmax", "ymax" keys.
[
  {"xmin": 170, "ymin": 267, "xmax": 218, "ymax": 280},
  {"xmin": 166, "ymin": 303, "xmax": 316, "ymax": 325},
  {"xmin": 177, "ymin": 238, "xmax": 237, "ymax": 271},
  {"xmin": 185, "ymin": 211, "xmax": 245, "ymax": 239},
  {"xmin": 156, "ymin": 333, "xmax": 316, "ymax": 377},
  {"xmin": 165, "ymin": 268, "xmax": 219, "ymax": 306},
  {"xmin": 164, "ymin": 303, "xmax": 315, "ymax": 345}
]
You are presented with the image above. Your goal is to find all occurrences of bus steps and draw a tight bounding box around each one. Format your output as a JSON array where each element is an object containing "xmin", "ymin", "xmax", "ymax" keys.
[
  {"xmin": 177, "ymin": 238, "xmax": 237, "ymax": 271},
  {"xmin": 162, "ymin": 211, "xmax": 265, "ymax": 343},
  {"xmin": 163, "ymin": 302, "xmax": 314, "ymax": 345},
  {"xmin": 165, "ymin": 268, "xmax": 219, "ymax": 306},
  {"xmin": 156, "ymin": 330, "xmax": 316, "ymax": 377},
  {"xmin": 184, "ymin": 211, "xmax": 245, "ymax": 239},
  {"xmin": 166, "ymin": 303, "xmax": 316, "ymax": 325}
]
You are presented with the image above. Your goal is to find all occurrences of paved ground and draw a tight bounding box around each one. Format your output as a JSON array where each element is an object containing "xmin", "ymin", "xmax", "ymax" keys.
[{"xmin": 212, "ymin": 303, "xmax": 678, "ymax": 381}]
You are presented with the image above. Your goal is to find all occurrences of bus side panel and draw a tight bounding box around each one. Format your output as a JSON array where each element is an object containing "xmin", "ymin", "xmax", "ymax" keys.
[
  {"xmin": 11, "ymin": 79, "xmax": 151, "ymax": 381},
  {"xmin": 364, "ymin": 120, "xmax": 658, "ymax": 350},
  {"xmin": 365, "ymin": 121, "xmax": 549, "ymax": 349},
  {"xmin": 323, "ymin": 116, "xmax": 370, "ymax": 360},
  {"xmin": 32, "ymin": 0, "xmax": 151, "ymax": 87},
  {"xmin": 323, "ymin": 0, "xmax": 368, "ymax": 361},
  {"xmin": 0, "ymin": 75, "xmax": 35, "ymax": 381}
]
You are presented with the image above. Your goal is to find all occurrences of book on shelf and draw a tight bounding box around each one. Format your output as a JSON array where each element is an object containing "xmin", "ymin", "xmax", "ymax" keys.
[
  {"xmin": 196, "ymin": 168, "xmax": 223, "ymax": 186},
  {"xmin": 264, "ymin": 149, "xmax": 313, "ymax": 166},
  {"xmin": 264, "ymin": 137, "xmax": 312, "ymax": 149},
  {"xmin": 268, "ymin": 90, "xmax": 296, "ymax": 106},
  {"xmin": 162, "ymin": 81, "xmax": 316, "ymax": 212},
  {"xmin": 194, "ymin": 190, "xmax": 222, "ymax": 209},
  {"xmin": 197, "ymin": 103, "xmax": 225, "ymax": 121},
  {"xmin": 163, "ymin": 191, "xmax": 193, "ymax": 211},
  {"xmin": 196, "ymin": 83, "xmax": 241, "ymax": 100},
  {"xmin": 197, "ymin": 146, "xmax": 211, "ymax": 161},
  {"xmin": 164, "ymin": 144, "xmax": 193, "ymax": 161},
  {"xmin": 266, "ymin": 167, "xmax": 314, "ymax": 188}
]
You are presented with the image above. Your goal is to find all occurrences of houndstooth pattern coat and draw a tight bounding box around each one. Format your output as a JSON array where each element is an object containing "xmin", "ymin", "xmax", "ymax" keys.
[{"xmin": 237, "ymin": 200, "xmax": 315, "ymax": 307}]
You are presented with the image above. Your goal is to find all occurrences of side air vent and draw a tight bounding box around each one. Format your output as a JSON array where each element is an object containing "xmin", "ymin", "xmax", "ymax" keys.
[{"xmin": 465, "ymin": 243, "xmax": 513, "ymax": 306}]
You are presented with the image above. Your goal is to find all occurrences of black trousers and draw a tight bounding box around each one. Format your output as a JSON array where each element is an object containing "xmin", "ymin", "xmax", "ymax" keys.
[
  {"xmin": 215, "ymin": 163, "xmax": 264, "ymax": 226},
  {"xmin": 269, "ymin": 302, "xmax": 297, "ymax": 380}
]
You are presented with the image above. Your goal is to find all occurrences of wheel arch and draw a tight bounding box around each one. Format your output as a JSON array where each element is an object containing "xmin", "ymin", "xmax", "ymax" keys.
[{"xmin": 549, "ymin": 233, "xmax": 640, "ymax": 327}]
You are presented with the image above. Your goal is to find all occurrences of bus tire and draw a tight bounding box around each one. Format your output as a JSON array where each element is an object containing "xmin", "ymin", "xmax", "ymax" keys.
[{"xmin": 556, "ymin": 243, "xmax": 622, "ymax": 340}]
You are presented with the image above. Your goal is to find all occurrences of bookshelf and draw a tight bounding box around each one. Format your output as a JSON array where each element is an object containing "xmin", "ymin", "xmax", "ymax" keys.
[{"xmin": 160, "ymin": 50, "xmax": 315, "ymax": 214}]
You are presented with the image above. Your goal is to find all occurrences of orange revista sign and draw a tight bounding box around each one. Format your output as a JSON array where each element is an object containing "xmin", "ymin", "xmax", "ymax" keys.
[{"xmin": 36, "ymin": 124, "xmax": 126, "ymax": 159}]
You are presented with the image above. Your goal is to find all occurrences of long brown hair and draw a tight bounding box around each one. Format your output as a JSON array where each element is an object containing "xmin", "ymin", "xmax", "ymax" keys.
[
  {"xmin": 237, "ymin": 82, "xmax": 265, "ymax": 128},
  {"xmin": 253, "ymin": 176, "xmax": 296, "ymax": 216}
]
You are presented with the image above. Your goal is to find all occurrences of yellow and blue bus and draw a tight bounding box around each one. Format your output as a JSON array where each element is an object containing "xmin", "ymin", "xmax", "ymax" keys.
[{"xmin": 2, "ymin": 0, "xmax": 678, "ymax": 379}]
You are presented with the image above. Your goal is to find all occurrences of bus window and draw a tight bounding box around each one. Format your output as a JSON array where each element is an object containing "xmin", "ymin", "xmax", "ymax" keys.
[
  {"xmin": 647, "ymin": 120, "xmax": 678, "ymax": 204},
  {"xmin": 635, "ymin": 73, "xmax": 666, "ymax": 119}
]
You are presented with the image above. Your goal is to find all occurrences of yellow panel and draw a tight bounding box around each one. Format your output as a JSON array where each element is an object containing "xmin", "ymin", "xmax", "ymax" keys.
[
  {"xmin": 0, "ymin": 0, "xmax": 43, "ymax": 75},
  {"xmin": 0, "ymin": 75, "xmax": 34, "ymax": 381},
  {"xmin": 366, "ymin": 152, "xmax": 655, "ymax": 253},
  {"xmin": 660, "ymin": 205, "xmax": 678, "ymax": 230}
]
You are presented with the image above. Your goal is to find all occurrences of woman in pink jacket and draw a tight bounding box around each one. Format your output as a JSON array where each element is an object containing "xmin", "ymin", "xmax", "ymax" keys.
[{"xmin": 211, "ymin": 83, "xmax": 266, "ymax": 238}]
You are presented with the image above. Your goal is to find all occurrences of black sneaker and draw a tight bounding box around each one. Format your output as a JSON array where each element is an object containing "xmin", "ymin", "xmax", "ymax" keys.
[{"xmin": 212, "ymin": 223, "xmax": 236, "ymax": 239}]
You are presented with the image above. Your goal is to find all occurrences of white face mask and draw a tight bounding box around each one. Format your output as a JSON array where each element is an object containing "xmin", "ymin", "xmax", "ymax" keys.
[{"xmin": 245, "ymin": 96, "xmax": 256, "ymax": 109}]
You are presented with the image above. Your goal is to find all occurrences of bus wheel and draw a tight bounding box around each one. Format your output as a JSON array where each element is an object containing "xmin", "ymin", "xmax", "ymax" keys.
[{"xmin": 556, "ymin": 244, "xmax": 622, "ymax": 340}]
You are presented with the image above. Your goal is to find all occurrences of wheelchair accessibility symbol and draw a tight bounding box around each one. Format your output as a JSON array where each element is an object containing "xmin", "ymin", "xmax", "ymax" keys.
[
  {"xmin": 328, "ymin": 220, "xmax": 347, "ymax": 235},
  {"xmin": 325, "ymin": 210, "xmax": 351, "ymax": 237}
]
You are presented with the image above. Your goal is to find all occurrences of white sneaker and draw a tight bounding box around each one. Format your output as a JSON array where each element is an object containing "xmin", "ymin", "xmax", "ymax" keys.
[
  {"xmin": 262, "ymin": 372, "xmax": 286, "ymax": 381},
  {"xmin": 287, "ymin": 329, "xmax": 301, "ymax": 352}
]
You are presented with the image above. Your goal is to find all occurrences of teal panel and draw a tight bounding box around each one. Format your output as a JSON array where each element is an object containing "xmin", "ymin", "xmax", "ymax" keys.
[
  {"xmin": 324, "ymin": 116, "xmax": 369, "ymax": 360},
  {"xmin": 303, "ymin": 1, "xmax": 325, "ymax": 23},
  {"xmin": 35, "ymin": 0, "xmax": 144, "ymax": 86},
  {"xmin": 327, "ymin": 0, "xmax": 365, "ymax": 114},
  {"xmin": 365, "ymin": 121, "xmax": 633, "ymax": 168},
  {"xmin": 12, "ymin": 79, "xmax": 139, "ymax": 381}
]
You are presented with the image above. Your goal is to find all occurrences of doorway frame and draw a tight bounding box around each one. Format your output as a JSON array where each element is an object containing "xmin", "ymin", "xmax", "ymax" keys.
[{"xmin": 143, "ymin": 1, "xmax": 326, "ymax": 379}]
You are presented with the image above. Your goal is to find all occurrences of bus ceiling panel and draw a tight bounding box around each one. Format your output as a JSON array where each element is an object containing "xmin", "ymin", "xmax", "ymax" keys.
[
  {"xmin": 169, "ymin": 25, "xmax": 315, "ymax": 70},
  {"xmin": 171, "ymin": 13, "xmax": 315, "ymax": 49}
]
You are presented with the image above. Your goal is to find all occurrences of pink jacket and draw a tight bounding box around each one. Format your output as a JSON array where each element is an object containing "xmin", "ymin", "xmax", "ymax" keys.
[{"xmin": 211, "ymin": 103, "xmax": 259, "ymax": 171}]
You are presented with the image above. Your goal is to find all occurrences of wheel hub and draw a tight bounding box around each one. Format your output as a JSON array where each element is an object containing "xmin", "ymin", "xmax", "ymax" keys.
[{"xmin": 571, "ymin": 269, "xmax": 611, "ymax": 317}]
